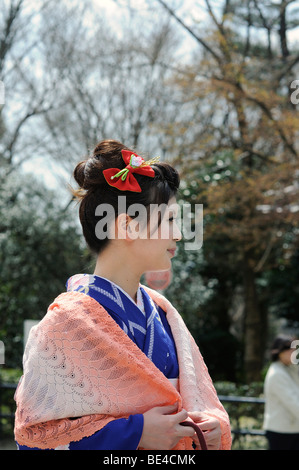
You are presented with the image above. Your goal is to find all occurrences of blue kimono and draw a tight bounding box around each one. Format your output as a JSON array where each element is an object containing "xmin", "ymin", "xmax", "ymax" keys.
[{"xmin": 18, "ymin": 274, "xmax": 179, "ymax": 450}]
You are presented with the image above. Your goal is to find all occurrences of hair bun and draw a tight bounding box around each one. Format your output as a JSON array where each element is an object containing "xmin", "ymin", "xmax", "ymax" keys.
[
  {"xmin": 73, "ymin": 156, "xmax": 108, "ymax": 190},
  {"xmin": 73, "ymin": 160, "xmax": 87, "ymax": 189},
  {"xmin": 73, "ymin": 140, "xmax": 131, "ymax": 191}
]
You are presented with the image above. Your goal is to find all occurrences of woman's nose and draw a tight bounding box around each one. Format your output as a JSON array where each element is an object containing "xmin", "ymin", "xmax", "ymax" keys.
[{"xmin": 173, "ymin": 220, "xmax": 182, "ymax": 241}]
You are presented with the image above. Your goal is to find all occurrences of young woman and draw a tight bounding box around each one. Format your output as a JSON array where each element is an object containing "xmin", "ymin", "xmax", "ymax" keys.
[
  {"xmin": 263, "ymin": 335, "xmax": 299, "ymax": 450},
  {"xmin": 14, "ymin": 140, "xmax": 231, "ymax": 450}
]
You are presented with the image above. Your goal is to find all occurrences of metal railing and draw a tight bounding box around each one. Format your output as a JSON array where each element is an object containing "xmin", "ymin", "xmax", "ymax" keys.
[
  {"xmin": 218, "ymin": 394, "xmax": 266, "ymax": 440},
  {"xmin": 0, "ymin": 383, "xmax": 266, "ymax": 444},
  {"xmin": 0, "ymin": 382, "xmax": 17, "ymax": 439}
]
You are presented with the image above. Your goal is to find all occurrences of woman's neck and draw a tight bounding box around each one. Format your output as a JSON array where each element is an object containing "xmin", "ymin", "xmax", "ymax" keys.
[{"xmin": 93, "ymin": 246, "xmax": 141, "ymax": 302}]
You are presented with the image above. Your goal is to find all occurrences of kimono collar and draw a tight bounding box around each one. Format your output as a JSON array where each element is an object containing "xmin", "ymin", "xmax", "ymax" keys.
[{"xmin": 66, "ymin": 274, "xmax": 146, "ymax": 318}]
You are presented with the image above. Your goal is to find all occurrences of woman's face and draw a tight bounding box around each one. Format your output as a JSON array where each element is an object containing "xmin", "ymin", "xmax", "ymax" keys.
[
  {"xmin": 130, "ymin": 196, "xmax": 182, "ymax": 273},
  {"xmin": 279, "ymin": 348, "xmax": 293, "ymax": 366}
]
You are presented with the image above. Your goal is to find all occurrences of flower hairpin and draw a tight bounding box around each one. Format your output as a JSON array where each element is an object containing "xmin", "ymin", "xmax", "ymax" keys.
[{"xmin": 103, "ymin": 149, "xmax": 160, "ymax": 192}]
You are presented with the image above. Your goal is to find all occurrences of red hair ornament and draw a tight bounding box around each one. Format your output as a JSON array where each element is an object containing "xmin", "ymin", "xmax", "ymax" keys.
[{"xmin": 103, "ymin": 149, "xmax": 160, "ymax": 192}]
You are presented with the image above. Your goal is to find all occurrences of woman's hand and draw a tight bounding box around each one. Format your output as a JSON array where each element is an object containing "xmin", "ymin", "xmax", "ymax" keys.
[
  {"xmin": 139, "ymin": 404, "xmax": 196, "ymax": 450},
  {"xmin": 187, "ymin": 411, "xmax": 221, "ymax": 450}
]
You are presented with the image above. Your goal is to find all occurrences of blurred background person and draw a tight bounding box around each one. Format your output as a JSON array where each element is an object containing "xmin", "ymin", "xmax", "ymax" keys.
[{"xmin": 263, "ymin": 335, "xmax": 299, "ymax": 450}]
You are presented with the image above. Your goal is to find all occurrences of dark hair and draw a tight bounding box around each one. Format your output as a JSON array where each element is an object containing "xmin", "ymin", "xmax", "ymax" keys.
[
  {"xmin": 270, "ymin": 335, "xmax": 294, "ymax": 362},
  {"xmin": 72, "ymin": 139, "xmax": 180, "ymax": 254}
]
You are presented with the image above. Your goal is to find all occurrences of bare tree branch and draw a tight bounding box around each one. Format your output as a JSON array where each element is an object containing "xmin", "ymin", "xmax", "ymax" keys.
[
  {"xmin": 156, "ymin": 0, "xmax": 223, "ymax": 64},
  {"xmin": 0, "ymin": 0, "xmax": 24, "ymax": 72}
]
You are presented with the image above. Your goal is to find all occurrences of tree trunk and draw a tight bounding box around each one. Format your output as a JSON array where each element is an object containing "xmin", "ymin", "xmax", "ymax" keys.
[{"xmin": 243, "ymin": 254, "xmax": 263, "ymax": 382}]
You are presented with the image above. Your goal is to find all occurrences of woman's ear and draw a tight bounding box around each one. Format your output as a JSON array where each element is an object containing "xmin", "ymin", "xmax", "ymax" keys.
[
  {"xmin": 116, "ymin": 213, "xmax": 129, "ymax": 240},
  {"xmin": 116, "ymin": 213, "xmax": 138, "ymax": 241}
]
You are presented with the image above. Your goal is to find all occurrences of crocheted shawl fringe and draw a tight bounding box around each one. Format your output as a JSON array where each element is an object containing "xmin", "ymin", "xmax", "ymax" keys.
[{"xmin": 14, "ymin": 287, "xmax": 231, "ymax": 450}]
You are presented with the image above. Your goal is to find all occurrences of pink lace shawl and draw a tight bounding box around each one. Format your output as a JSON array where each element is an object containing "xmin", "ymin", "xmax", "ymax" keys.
[{"xmin": 14, "ymin": 287, "xmax": 231, "ymax": 450}]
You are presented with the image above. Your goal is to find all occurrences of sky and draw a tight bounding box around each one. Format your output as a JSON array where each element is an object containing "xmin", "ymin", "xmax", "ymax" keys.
[
  {"xmin": 19, "ymin": 0, "xmax": 299, "ymax": 193},
  {"xmin": 21, "ymin": 0, "xmax": 207, "ymax": 191}
]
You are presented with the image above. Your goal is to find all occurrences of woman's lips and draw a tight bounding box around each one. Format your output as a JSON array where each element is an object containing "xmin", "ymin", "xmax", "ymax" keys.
[{"xmin": 167, "ymin": 249, "xmax": 176, "ymax": 256}]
